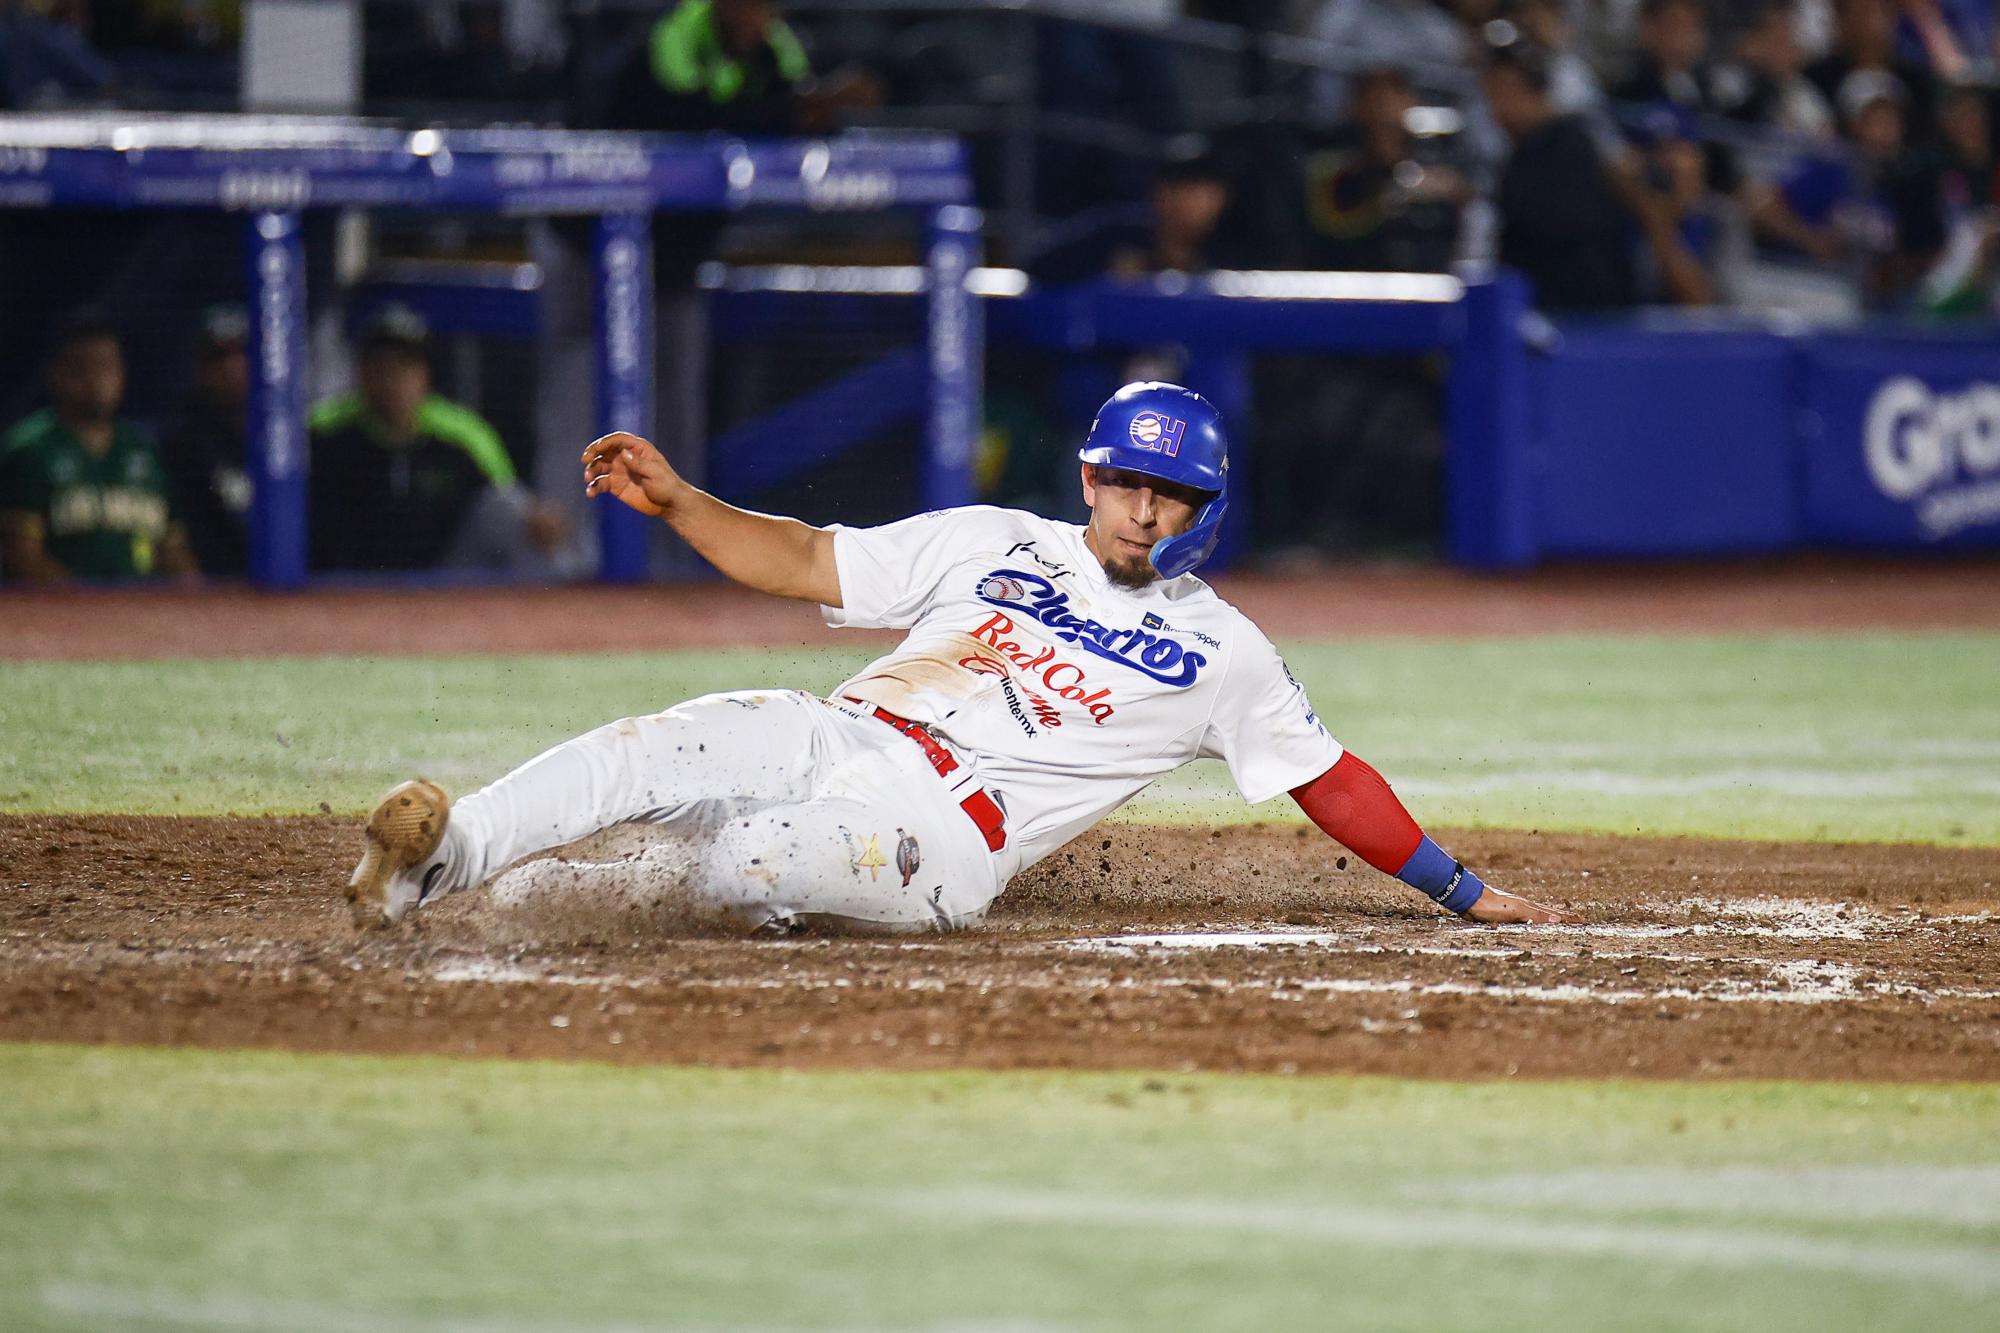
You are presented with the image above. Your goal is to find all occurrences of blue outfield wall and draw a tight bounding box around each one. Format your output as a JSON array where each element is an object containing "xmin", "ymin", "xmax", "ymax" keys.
[
  {"xmin": 1510, "ymin": 316, "xmax": 2000, "ymax": 565},
  {"xmin": 1527, "ymin": 325, "xmax": 1801, "ymax": 557}
]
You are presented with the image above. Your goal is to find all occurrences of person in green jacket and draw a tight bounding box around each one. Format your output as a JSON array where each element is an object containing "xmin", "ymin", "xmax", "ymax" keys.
[
  {"xmin": 600, "ymin": 0, "xmax": 878, "ymax": 135},
  {"xmin": 0, "ymin": 311, "xmax": 200, "ymax": 584},
  {"xmin": 308, "ymin": 304, "xmax": 566, "ymax": 573}
]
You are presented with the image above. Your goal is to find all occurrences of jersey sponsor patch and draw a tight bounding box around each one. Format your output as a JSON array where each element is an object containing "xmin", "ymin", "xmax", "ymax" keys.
[
  {"xmin": 962, "ymin": 617, "xmax": 1116, "ymax": 725},
  {"xmin": 973, "ymin": 568, "xmax": 1209, "ymax": 687},
  {"xmin": 1141, "ymin": 610, "xmax": 1222, "ymax": 650}
]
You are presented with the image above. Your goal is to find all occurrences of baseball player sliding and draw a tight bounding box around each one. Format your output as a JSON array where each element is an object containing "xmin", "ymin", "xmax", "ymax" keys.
[{"xmin": 347, "ymin": 382, "xmax": 1570, "ymax": 932}]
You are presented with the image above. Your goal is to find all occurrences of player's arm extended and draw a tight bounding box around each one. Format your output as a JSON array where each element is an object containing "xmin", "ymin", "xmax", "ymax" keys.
[
  {"xmin": 1290, "ymin": 754, "xmax": 1573, "ymax": 924},
  {"xmin": 581, "ymin": 431, "xmax": 841, "ymax": 606}
]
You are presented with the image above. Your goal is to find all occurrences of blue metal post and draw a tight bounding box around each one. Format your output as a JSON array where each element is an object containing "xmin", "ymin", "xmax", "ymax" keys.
[
  {"xmin": 1445, "ymin": 272, "xmax": 1537, "ymax": 569},
  {"xmin": 245, "ymin": 210, "xmax": 309, "ymax": 589},
  {"xmin": 922, "ymin": 204, "xmax": 983, "ymax": 511},
  {"xmin": 593, "ymin": 212, "xmax": 655, "ymax": 583}
]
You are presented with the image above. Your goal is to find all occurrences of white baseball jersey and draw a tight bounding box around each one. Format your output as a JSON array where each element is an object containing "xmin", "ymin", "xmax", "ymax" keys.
[{"xmin": 823, "ymin": 506, "xmax": 1345, "ymax": 879}]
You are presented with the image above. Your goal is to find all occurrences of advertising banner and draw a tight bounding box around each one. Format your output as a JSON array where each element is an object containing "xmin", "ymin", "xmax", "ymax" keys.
[{"xmin": 1799, "ymin": 337, "xmax": 2000, "ymax": 548}]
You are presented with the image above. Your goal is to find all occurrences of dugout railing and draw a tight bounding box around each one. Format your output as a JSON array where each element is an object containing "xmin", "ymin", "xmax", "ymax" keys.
[
  {"xmin": 0, "ymin": 114, "xmax": 981, "ymax": 589},
  {"xmin": 698, "ymin": 265, "xmax": 2000, "ymax": 563},
  {"xmin": 5, "ymin": 115, "xmax": 1993, "ymax": 578}
]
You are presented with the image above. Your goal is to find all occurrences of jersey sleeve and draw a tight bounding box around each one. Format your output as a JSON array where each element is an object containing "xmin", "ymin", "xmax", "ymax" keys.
[
  {"xmin": 822, "ymin": 506, "xmax": 1017, "ymax": 631},
  {"xmin": 1198, "ymin": 622, "xmax": 1346, "ymax": 805}
]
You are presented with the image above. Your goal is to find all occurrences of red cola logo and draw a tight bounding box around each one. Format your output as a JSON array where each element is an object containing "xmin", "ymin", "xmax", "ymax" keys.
[
  {"xmin": 973, "ymin": 568, "xmax": 1208, "ymax": 687},
  {"xmin": 964, "ymin": 612, "xmax": 1117, "ymax": 724},
  {"xmin": 959, "ymin": 654, "xmax": 1066, "ymax": 730}
]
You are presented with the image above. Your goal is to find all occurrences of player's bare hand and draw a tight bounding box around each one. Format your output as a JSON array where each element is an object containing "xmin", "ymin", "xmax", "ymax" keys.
[
  {"xmin": 1461, "ymin": 886, "xmax": 1575, "ymax": 925},
  {"xmin": 582, "ymin": 432, "xmax": 679, "ymax": 517}
]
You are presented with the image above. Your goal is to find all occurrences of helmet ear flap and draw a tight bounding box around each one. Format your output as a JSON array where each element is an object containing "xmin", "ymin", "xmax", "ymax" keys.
[{"xmin": 1148, "ymin": 493, "xmax": 1227, "ymax": 580}]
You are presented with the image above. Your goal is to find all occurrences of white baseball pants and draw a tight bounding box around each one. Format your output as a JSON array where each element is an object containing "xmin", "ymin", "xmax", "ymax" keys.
[{"xmin": 424, "ymin": 690, "xmax": 1006, "ymax": 933}]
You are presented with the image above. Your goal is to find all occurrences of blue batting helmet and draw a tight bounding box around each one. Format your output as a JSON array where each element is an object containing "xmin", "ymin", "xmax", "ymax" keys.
[{"xmin": 1077, "ymin": 381, "xmax": 1228, "ymax": 579}]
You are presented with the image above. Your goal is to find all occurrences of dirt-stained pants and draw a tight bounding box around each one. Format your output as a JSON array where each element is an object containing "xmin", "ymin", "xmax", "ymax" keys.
[{"xmin": 425, "ymin": 691, "xmax": 1004, "ymax": 933}]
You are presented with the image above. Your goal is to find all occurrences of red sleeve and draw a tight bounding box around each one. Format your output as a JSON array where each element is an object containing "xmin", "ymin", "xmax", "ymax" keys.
[{"xmin": 1289, "ymin": 751, "xmax": 1424, "ymax": 875}]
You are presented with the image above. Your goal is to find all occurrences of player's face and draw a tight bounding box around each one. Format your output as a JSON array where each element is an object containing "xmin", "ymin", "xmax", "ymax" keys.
[
  {"xmin": 360, "ymin": 349, "xmax": 431, "ymax": 434},
  {"xmin": 47, "ymin": 335, "xmax": 125, "ymax": 425},
  {"xmin": 1082, "ymin": 463, "xmax": 1205, "ymax": 589},
  {"xmin": 716, "ymin": 0, "xmax": 776, "ymax": 56}
]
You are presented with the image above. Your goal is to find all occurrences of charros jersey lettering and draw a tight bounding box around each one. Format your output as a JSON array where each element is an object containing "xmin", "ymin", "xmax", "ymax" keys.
[
  {"xmin": 823, "ymin": 507, "xmax": 1344, "ymax": 878},
  {"xmin": 974, "ymin": 569, "xmax": 1208, "ymax": 686}
]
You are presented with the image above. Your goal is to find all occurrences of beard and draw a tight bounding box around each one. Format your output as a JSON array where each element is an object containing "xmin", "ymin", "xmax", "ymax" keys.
[{"xmin": 1102, "ymin": 550, "xmax": 1157, "ymax": 589}]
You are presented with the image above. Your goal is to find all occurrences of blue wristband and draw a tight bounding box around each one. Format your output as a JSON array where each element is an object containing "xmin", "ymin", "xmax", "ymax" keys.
[{"xmin": 1393, "ymin": 836, "xmax": 1487, "ymax": 915}]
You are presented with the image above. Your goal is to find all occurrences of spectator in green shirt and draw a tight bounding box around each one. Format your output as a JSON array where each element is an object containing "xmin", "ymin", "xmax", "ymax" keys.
[
  {"xmin": 0, "ymin": 311, "xmax": 199, "ymax": 584},
  {"xmin": 598, "ymin": 0, "xmax": 878, "ymax": 135},
  {"xmin": 308, "ymin": 304, "xmax": 567, "ymax": 574}
]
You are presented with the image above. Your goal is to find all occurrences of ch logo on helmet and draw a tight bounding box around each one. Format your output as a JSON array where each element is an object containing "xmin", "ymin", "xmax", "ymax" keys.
[{"xmin": 1128, "ymin": 411, "xmax": 1187, "ymax": 457}]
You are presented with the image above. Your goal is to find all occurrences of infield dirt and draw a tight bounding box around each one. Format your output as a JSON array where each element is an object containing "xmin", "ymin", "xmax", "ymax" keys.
[
  {"xmin": 6, "ymin": 560, "xmax": 1997, "ymax": 1084},
  {"xmin": 3, "ymin": 815, "xmax": 1995, "ymax": 1081}
]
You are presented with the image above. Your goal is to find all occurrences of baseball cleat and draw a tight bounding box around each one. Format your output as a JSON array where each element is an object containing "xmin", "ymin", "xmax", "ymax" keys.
[{"xmin": 347, "ymin": 779, "xmax": 450, "ymax": 928}]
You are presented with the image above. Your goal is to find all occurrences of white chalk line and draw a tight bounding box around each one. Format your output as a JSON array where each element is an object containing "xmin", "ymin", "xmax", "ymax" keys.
[
  {"xmin": 418, "ymin": 958, "xmax": 2000, "ymax": 1008},
  {"xmin": 406, "ymin": 896, "xmax": 2000, "ymax": 1007},
  {"xmin": 35, "ymin": 1282, "xmax": 1072, "ymax": 1333},
  {"xmin": 869, "ymin": 1185, "xmax": 2000, "ymax": 1298},
  {"xmin": 8, "ymin": 897, "xmax": 1994, "ymax": 1009},
  {"xmin": 1070, "ymin": 898, "xmax": 1992, "ymax": 950},
  {"xmin": 1423, "ymin": 1165, "xmax": 2000, "ymax": 1228}
]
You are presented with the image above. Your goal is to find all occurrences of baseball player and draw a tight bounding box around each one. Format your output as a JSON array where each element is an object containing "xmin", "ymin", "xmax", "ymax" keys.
[{"xmin": 347, "ymin": 382, "xmax": 1569, "ymax": 932}]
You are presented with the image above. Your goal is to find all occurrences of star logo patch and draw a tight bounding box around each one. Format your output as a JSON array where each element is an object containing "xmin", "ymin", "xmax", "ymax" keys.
[{"xmin": 854, "ymin": 833, "xmax": 888, "ymax": 882}]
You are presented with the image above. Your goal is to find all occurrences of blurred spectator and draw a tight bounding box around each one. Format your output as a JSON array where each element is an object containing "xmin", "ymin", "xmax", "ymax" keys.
[
  {"xmin": 1805, "ymin": 0, "xmax": 1938, "ymax": 142},
  {"xmin": 1750, "ymin": 69, "xmax": 1945, "ymax": 304},
  {"xmin": 0, "ymin": 310, "xmax": 198, "ymax": 584},
  {"xmin": 1293, "ymin": 65, "xmax": 1468, "ymax": 270},
  {"xmin": 1309, "ymin": 0, "xmax": 1466, "ymax": 122},
  {"xmin": 595, "ymin": 0, "xmax": 877, "ymax": 135},
  {"xmin": 1484, "ymin": 38, "xmax": 1642, "ymax": 307},
  {"xmin": 1626, "ymin": 100, "xmax": 1727, "ymax": 294},
  {"xmin": 1936, "ymin": 80, "xmax": 1998, "ymax": 200},
  {"xmin": 1711, "ymin": 0, "xmax": 1839, "ymax": 137},
  {"xmin": 162, "ymin": 304, "xmax": 251, "ymax": 577},
  {"xmin": 1026, "ymin": 145, "xmax": 1242, "ymax": 282},
  {"xmin": 307, "ymin": 305, "xmax": 568, "ymax": 574},
  {"xmin": 1610, "ymin": 0, "xmax": 1714, "ymax": 107},
  {"xmin": 0, "ymin": 0, "xmax": 114, "ymax": 108},
  {"xmin": 1918, "ymin": 81, "xmax": 2000, "ymax": 313},
  {"xmin": 1611, "ymin": 0, "xmax": 1745, "ymax": 196},
  {"xmin": 1511, "ymin": 0, "xmax": 1608, "ymax": 119}
]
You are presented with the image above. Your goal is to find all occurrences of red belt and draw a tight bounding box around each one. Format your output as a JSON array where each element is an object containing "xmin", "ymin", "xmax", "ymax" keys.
[{"xmin": 847, "ymin": 699, "xmax": 1007, "ymax": 853}]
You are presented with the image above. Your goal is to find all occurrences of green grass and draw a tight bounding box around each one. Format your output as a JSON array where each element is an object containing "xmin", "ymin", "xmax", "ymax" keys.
[
  {"xmin": 3, "ymin": 1043, "xmax": 1998, "ymax": 1332},
  {"xmin": 2, "ymin": 632, "xmax": 1995, "ymax": 844}
]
